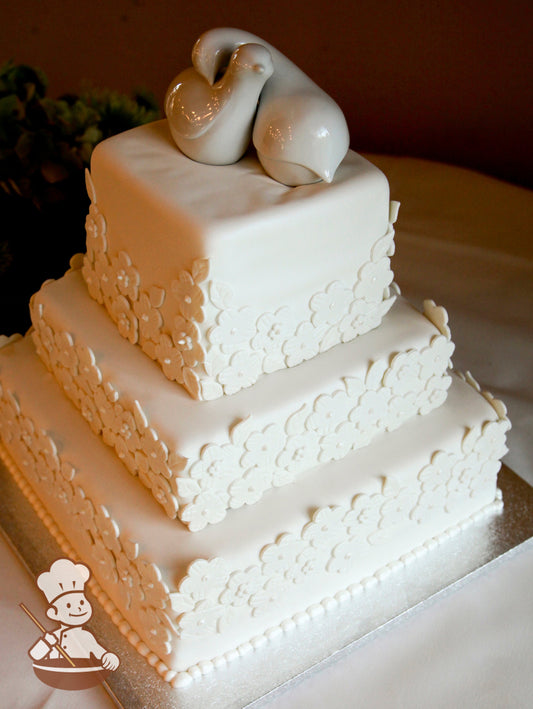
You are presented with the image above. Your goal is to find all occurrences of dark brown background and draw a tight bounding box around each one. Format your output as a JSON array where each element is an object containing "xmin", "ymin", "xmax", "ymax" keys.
[{"xmin": 2, "ymin": 0, "xmax": 533, "ymax": 187}]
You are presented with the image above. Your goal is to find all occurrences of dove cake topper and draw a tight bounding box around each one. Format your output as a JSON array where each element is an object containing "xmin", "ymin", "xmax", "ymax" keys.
[{"xmin": 164, "ymin": 28, "xmax": 350, "ymax": 186}]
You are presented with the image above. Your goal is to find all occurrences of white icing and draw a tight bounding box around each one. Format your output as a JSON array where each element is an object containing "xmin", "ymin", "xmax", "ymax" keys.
[
  {"xmin": 31, "ymin": 269, "xmax": 453, "ymax": 529},
  {"xmin": 83, "ymin": 121, "xmax": 395, "ymax": 399},
  {"xmin": 0, "ymin": 334, "xmax": 509, "ymax": 674}
]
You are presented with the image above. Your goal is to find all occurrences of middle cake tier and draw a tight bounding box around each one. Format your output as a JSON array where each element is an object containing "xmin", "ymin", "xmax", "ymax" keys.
[{"xmin": 30, "ymin": 267, "xmax": 455, "ymax": 531}]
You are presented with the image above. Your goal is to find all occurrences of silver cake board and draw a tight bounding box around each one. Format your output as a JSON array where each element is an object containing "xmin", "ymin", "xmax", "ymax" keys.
[{"xmin": 1, "ymin": 461, "xmax": 532, "ymax": 709}]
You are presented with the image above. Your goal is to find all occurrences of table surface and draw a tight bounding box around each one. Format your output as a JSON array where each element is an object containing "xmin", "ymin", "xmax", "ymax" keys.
[{"xmin": 1, "ymin": 155, "xmax": 532, "ymax": 708}]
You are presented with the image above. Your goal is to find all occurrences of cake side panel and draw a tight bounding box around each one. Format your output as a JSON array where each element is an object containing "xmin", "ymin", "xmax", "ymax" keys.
[
  {"xmin": 82, "ymin": 121, "xmax": 396, "ymax": 400},
  {"xmin": 31, "ymin": 271, "xmax": 455, "ymax": 530}
]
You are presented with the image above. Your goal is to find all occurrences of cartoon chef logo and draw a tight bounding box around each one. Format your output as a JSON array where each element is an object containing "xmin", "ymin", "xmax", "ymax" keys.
[{"xmin": 21, "ymin": 558, "xmax": 120, "ymax": 690}]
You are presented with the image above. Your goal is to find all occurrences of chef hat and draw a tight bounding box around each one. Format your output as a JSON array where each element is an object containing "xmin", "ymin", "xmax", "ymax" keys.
[{"xmin": 37, "ymin": 558, "xmax": 91, "ymax": 604}]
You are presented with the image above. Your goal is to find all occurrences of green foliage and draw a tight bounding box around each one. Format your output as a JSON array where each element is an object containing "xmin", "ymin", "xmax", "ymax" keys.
[
  {"xmin": 0, "ymin": 60, "xmax": 159, "ymax": 208},
  {"xmin": 0, "ymin": 61, "xmax": 160, "ymax": 334}
]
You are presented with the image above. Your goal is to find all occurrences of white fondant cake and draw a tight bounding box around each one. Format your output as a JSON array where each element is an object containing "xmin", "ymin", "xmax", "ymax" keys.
[
  {"xmin": 0, "ymin": 98, "xmax": 510, "ymax": 690},
  {"xmin": 30, "ymin": 267, "xmax": 454, "ymax": 530},
  {"xmin": 82, "ymin": 120, "xmax": 398, "ymax": 400},
  {"xmin": 0, "ymin": 333, "xmax": 508, "ymax": 681}
]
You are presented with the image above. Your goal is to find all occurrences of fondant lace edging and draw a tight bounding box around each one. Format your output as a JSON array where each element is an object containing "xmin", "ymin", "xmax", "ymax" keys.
[{"xmin": 81, "ymin": 169, "xmax": 399, "ymax": 400}]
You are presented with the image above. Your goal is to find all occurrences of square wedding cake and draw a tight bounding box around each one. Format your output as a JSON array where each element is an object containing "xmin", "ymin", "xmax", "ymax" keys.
[{"xmin": 0, "ymin": 29, "xmax": 509, "ymax": 690}]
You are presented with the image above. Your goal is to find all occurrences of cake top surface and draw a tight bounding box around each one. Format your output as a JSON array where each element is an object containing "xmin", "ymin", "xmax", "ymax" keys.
[{"xmin": 91, "ymin": 120, "xmax": 386, "ymax": 230}]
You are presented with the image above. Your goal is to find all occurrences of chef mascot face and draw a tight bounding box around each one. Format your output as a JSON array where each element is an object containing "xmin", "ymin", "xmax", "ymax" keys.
[{"xmin": 38, "ymin": 559, "xmax": 93, "ymax": 628}]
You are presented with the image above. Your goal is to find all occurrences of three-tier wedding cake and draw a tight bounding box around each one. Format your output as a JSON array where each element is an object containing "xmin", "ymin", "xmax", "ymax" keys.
[{"xmin": 0, "ymin": 29, "xmax": 509, "ymax": 688}]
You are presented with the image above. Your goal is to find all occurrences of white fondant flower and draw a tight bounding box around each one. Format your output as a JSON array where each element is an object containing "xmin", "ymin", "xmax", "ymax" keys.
[
  {"xmin": 249, "ymin": 577, "xmax": 289, "ymax": 616},
  {"xmin": 189, "ymin": 442, "xmax": 240, "ymax": 491},
  {"xmin": 419, "ymin": 336, "xmax": 454, "ymax": 380},
  {"xmin": 260, "ymin": 533, "xmax": 306, "ymax": 579},
  {"xmin": 177, "ymin": 558, "xmax": 230, "ymax": 604},
  {"xmin": 170, "ymin": 271, "xmax": 204, "ymax": 321},
  {"xmin": 229, "ymin": 467, "xmax": 270, "ymax": 508},
  {"xmin": 338, "ymin": 298, "xmax": 376, "ymax": 342},
  {"xmin": 302, "ymin": 506, "xmax": 347, "ymax": 549},
  {"xmin": 475, "ymin": 420, "xmax": 509, "ymax": 461},
  {"xmin": 445, "ymin": 471, "xmax": 473, "ymax": 513},
  {"xmin": 94, "ymin": 252, "xmax": 118, "ymax": 302},
  {"xmin": 180, "ymin": 491, "xmax": 229, "ymax": 531},
  {"xmin": 139, "ymin": 605, "xmax": 172, "ymax": 654},
  {"xmin": 418, "ymin": 377, "xmax": 450, "ymax": 416},
  {"xmin": 386, "ymin": 394, "xmax": 418, "ymax": 431},
  {"xmin": 56, "ymin": 476, "xmax": 75, "ymax": 506},
  {"xmin": 469, "ymin": 458, "xmax": 500, "ymax": 495},
  {"xmin": 116, "ymin": 555, "xmax": 141, "ymax": 610},
  {"xmin": 115, "ymin": 408, "xmax": 141, "ymax": 450},
  {"xmin": 54, "ymin": 365, "xmax": 83, "ymax": 408},
  {"xmin": 208, "ymin": 308, "xmax": 256, "ymax": 353},
  {"xmin": 154, "ymin": 333, "xmax": 184, "ymax": 382},
  {"xmin": 112, "ymin": 295, "xmax": 139, "ymax": 344},
  {"xmin": 371, "ymin": 228, "xmax": 395, "ymax": 262},
  {"xmin": 410, "ymin": 489, "xmax": 444, "ymax": 523},
  {"xmin": 354, "ymin": 389, "xmax": 389, "ymax": 432},
  {"xmin": 218, "ymin": 350, "xmax": 262, "ymax": 395},
  {"xmin": 94, "ymin": 505, "xmax": 121, "ymax": 555},
  {"xmin": 177, "ymin": 599, "xmax": 224, "ymax": 638},
  {"xmin": 379, "ymin": 488, "xmax": 418, "ymax": 528},
  {"xmin": 91, "ymin": 536, "xmax": 118, "ymax": 583},
  {"xmin": 82, "ymin": 259, "xmax": 104, "ymax": 304},
  {"xmin": 455, "ymin": 458, "xmax": 480, "ymax": 491},
  {"xmin": 241, "ymin": 423, "xmax": 285, "ymax": 472},
  {"xmin": 319, "ymin": 424, "xmax": 355, "ymax": 462},
  {"xmin": 36, "ymin": 432, "xmax": 60, "ymax": 477},
  {"xmin": 355, "ymin": 258, "xmax": 393, "ymax": 303},
  {"xmin": 80, "ymin": 395, "xmax": 103, "ymax": 435},
  {"xmin": 251, "ymin": 308, "xmax": 293, "ymax": 353},
  {"xmin": 141, "ymin": 427, "xmax": 168, "ymax": 469},
  {"xmin": 18, "ymin": 413, "xmax": 35, "ymax": 447},
  {"xmin": 85, "ymin": 200, "xmax": 107, "ymax": 259},
  {"xmin": 111, "ymin": 250, "xmax": 140, "ymax": 300},
  {"xmin": 134, "ymin": 450, "xmax": 152, "ymax": 488},
  {"xmin": 341, "ymin": 298, "xmax": 394, "ymax": 342},
  {"xmin": 306, "ymin": 390, "xmax": 352, "ymax": 435},
  {"xmin": 295, "ymin": 545, "xmax": 326, "ymax": 580},
  {"xmin": 327, "ymin": 538, "xmax": 361, "ymax": 574},
  {"xmin": 219, "ymin": 566, "xmax": 264, "ymax": 608},
  {"xmin": 384, "ymin": 350, "xmax": 423, "ymax": 397},
  {"xmin": 171, "ymin": 315, "xmax": 203, "ymax": 367},
  {"xmin": 12, "ymin": 439, "xmax": 37, "ymax": 481},
  {"xmin": 134, "ymin": 290, "xmax": 164, "ymax": 343},
  {"xmin": 34, "ymin": 321, "xmax": 55, "ymax": 355},
  {"xmin": 276, "ymin": 431, "xmax": 320, "ymax": 474},
  {"xmin": 310, "ymin": 281, "xmax": 353, "ymax": 326},
  {"xmin": 72, "ymin": 487, "xmax": 98, "ymax": 537},
  {"xmin": 95, "ymin": 387, "xmax": 117, "ymax": 431},
  {"xmin": 53, "ymin": 331, "xmax": 78, "ymax": 371},
  {"xmin": 115, "ymin": 435, "xmax": 136, "ymax": 472},
  {"xmin": 419, "ymin": 451, "xmax": 456, "ymax": 492},
  {"xmin": 283, "ymin": 321, "xmax": 320, "ymax": 367},
  {"xmin": 138, "ymin": 560, "xmax": 168, "ymax": 609},
  {"xmin": 75, "ymin": 344, "xmax": 103, "ymax": 393},
  {"xmin": 346, "ymin": 493, "xmax": 382, "ymax": 537},
  {"xmin": 151, "ymin": 475, "xmax": 178, "ymax": 518}
]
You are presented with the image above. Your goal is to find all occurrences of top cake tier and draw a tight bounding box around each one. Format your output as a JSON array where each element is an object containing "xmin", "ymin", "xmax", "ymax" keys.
[{"xmin": 82, "ymin": 120, "xmax": 398, "ymax": 401}]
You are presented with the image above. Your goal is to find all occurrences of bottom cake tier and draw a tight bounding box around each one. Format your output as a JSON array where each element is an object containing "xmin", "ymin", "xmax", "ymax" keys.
[{"xmin": 0, "ymin": 334, "xmax": 509, "ymax": 686}]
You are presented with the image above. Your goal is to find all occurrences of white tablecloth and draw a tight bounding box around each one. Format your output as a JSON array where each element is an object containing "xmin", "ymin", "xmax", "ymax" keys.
[{"xmin": 1, "ymin": 156, "xmax": 532, "ymax": 708}]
